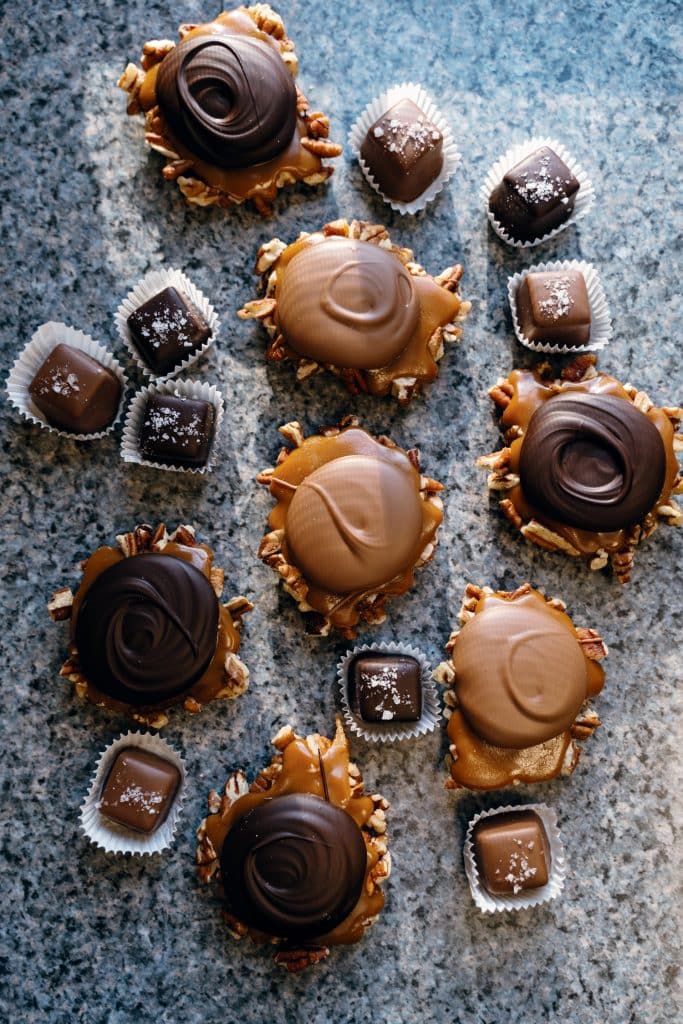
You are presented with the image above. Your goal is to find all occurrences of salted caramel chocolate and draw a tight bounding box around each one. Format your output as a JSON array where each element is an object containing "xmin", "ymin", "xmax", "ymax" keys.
[
  {"xmin": 99, "ymin": 748, "xmax": 180, "ymax": 834},
  {"xmin": 197, "ymin": 719, "xmax": 390, "ymax": 972},
  {"xmin": 239, "ymin": 218, "xmax": 470, "ymax": 403},
  {"xmin": 28, "ymin": 343, "xmax": 121, "ymax": 434},
  {"xmin": 472, "ymin": 810, "xmax": 550, "ymax": 895},
  {"xmin": 479, "ymin": 357, "xmax": 682, "ymax": 581},
  {"xmin": 48, "ymin": 524, "xmax": 252, "ymax": 728},
  {"xmin": 139, "ymin": 394, "xmax": 215, "ymax": 467},
  {"xmin": 257, "ymin": 420, "xmax": 444, "ymax": 637},
  {"xmin": 118, "ymin": 6, "xmax": 342, "ymax": 214},
  {"xmin": 360, "ymin": 98, "xmax": 443, "ymax": 203},
  {"xmin": 127, "ymin": 287, "xmax": 211, "ymax": 375},
  {"xmin": 488, "ymin": 145, "xmax": 579, "ymax": 242},
  {"xmin": 435, "ymin": 583, "xmax": 606, "ymax": 790},
  {"xmin": 515, "ymin": 270, "xmax": 591, "ymax": 347},
  {"xmin": 349, "ymin": 654, "xmax": 422, "ymax": 722}
]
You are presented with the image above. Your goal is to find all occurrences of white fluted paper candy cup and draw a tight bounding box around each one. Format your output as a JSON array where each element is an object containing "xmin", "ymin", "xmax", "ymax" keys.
[
  {"xmin": 115, "ymin": 266, "xmax": 219, "ymax": 381},
  {"xmin": 337, "ymin": 641, "xmax": 440, "ymax": 743},
  {"xmin": 464, "ymin": 802, "xmax": 567, "ymax": 913},
  {"xmin": 80, "ymin": 731, "xmax": 186, "ymax": 856},
  {"xmin": 6, "ymin": 321, "xmax": 128, "ymax": 439},
  {"xmin": 348, "ymin": 82, "xmax": 461, "ymax": 215},
  {"xmin": 120, "ymin": 377, "xmax": 224, "ymax": 474},
  {"xmin": 481, "ymin": 136, "xmax": 595, "ymax": 248},
  {"xmin": 508, "ymin": 259, "xmax": 612, "ymax": 353}
]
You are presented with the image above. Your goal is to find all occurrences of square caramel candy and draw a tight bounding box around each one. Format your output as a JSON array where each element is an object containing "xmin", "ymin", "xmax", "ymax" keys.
[
  {"xmin": 489, "ymin": 146, "xmax": 579, "ymax": 242},
  {"xmin": 139, "ymin": 393, "xmax": 215, "ymax": 468},
  {"xmin": 127, "ymin": 286, "xmax": 211, "ymax": 375},
  {"xmin": 360, "ymin": 98, "xmax": 443, "ymax": 203},
  {"xmin": 99, "ymin": 748, "xmax": 181, "ymax": 834},
  {"xmin": 350, "ymin": 654, "xmax": 422, "ymax": 722},
  {"xmin": 472, "ymin": 810, "xmax": 550, "ymax": 896},
  {"xmin": 28, "ymin": 343, "xmax": 121, "ymax": 434},
  {"xmin": 515, "ymin": 269, "xmax": 591, "ymax": 347}
]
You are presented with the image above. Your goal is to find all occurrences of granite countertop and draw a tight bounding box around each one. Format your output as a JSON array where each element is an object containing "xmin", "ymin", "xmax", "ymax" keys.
[{"xmin": 1, "ymin": 2, "xmax": 681, "ymax": 1022}]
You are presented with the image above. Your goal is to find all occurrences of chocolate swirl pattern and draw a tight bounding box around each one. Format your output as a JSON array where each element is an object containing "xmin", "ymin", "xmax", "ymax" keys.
[
  {"xmin": 284, "ymin": 453, "xmax": 424, "ymax": 593},
  {"xmin": 277, "ymin": 238, "xmax": 420, "ymax": 368},
  {"xmin": 519, "ymin": 393, "xmax": 667, "ymax": 532},
  {"xmin": 74, "ymin": 554, "xmax": 219, "ymax": 705},
  {"xmin": 156, "ymin": 35, "xmax": 297, "ymax": 169},
  {"xmin": 453, "ymin": 598, "xmax": 588, "ymax": 749},
  {"xmin": 220, "ymin": 794, "xmax": 367, "ymax": 940}
]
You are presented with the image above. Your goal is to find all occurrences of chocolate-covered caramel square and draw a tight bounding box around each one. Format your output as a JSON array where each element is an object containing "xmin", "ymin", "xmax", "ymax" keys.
[
  {"xmin": 472, "ymin": 810, "xmax": 550, "ymax": 895},
  {"xmin": 350, "ymin": 654, "xmax": 422, "ymax": 722},
  {"xmin": 99, "ymin": 748, "xmax": 180, "ymax": 834},
  {"xmin": 139, "ymin": 394, "xmax": 215, "ymax": 467},
  {"xmin": 28, "ymin": 343, "xmax": 121, "ymax": 434},
  {"xmin": 489, "ymin": 146, "xmax": 579, "ymax": 241},
  {"xmin": 127, "ymin": 287, "xmax": 211, "ymax": 375},
  {"xmin": 516, "ymin": 270, "xmax": 591, "ymax": 346},
  {"xmin": 360, "ymin": 98, "xmax": 443, "ymax": 203}
]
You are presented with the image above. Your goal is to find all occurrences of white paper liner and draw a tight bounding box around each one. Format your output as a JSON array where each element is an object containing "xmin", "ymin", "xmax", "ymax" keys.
[
  {"xmin": 348, "ymin": 82, "xmax": 461, "ymax": 215},
  {"xmin": 80, "ymin": 731, "xmax": 186, "ymax": 856},
  {"xmin": 464, "ymin": 803, "xmax": 566, "ymax": 913},
  {"xmin": 508, "ymin": 259, "xmax": 612, "ymax": 353},
  {"xmin": 6, "ymin": 322, "xmax": 128, "ymax": 440},
  {"xmin": 481, "ymin": 136, "xmax": 595, "ymax": 248},
  {"xmin": 337, "ymin": 641, "xmax": 440, "ymax": 743},
  {"xmin": 114, "ymin": 267, "xmax": 220, "ymax": 381},
  {"xmin": 120, "ymin": 377, "xmax": 224, "ymax": 474}
]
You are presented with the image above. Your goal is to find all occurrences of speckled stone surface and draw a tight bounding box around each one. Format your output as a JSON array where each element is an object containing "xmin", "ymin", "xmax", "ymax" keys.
[{"xmin": 1, "ymin": 2, "xmax": 681, "ymax": 1022}]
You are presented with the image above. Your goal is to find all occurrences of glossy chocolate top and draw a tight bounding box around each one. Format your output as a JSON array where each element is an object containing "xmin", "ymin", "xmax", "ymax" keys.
[
  {"xmin": 285, "ymin": 452, "xmax": 424, "ymax": 593},
  {"xmin": 453, "ymin": 593, "xmax": 588, "ymax": 748},
  {"xmin": 74, "ymin": 553, "xmax": 219, "ymax": 706},
  {"xmin": 220, "ymin": 793, "xmax": 367, "ymax": 940},
  {"xmin": 276, "ymin": 237, "xmax": 420, "ymax": 369},
  {"xmin": 156, "ymin": 34, "xmax": 297, "ymax": 169},
  {"xmin": 519, "ymin": 392, "xmax": 667, "ymax": 531}
]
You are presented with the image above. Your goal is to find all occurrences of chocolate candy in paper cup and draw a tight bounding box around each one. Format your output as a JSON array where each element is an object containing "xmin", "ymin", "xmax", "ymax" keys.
[{"xmin": 80, "ymin": 731, "xmax": 186, "ymax": 855}]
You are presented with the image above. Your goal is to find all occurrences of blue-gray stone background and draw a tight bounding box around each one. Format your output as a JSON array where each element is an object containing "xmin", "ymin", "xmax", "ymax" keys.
[{"xmin": 0, "ymin": 2, "xmax": 681, "ymax": 1022}]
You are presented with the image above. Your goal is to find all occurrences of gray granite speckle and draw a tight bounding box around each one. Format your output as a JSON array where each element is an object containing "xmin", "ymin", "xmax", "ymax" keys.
[{"xmin": 0, "ymin": 2, "xmax": 681, "ymax": 1023}]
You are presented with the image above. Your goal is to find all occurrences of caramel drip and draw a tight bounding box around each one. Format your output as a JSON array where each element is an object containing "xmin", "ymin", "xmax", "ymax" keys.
[
  {"xmin": 268, "ymin": 428, "xmax": 442, "ymax": 629},
  {"xmin": 69, "ymin": 542, "xmax": 240, "ymax": 713},
  {"xmin": 447, "ymin": 709, "xmax": 573, "ymax": 790},
  {"xmin": 446, "ymin": 589, "xmax": 604, "ymax": 790},
  {"xmin": 138, "ymin": 10, "xmax": 323, "ymax": 201},
  {"xmin": 205, "ymin": 728, "xmax": 382, "ymax": 946},
  {"xmin": 272, "ymin": 234, "xmax": 461, "ymax": 393},
  {"xmin": 503, "ymin": 370, "xmax": 679, "ymax": 555}
]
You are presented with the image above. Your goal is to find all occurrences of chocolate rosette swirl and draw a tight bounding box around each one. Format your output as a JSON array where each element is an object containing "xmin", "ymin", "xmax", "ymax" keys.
[
  {"xmin": 156, "ymin": 34, "xmax": 297, "ymax": 169},
  {"xmin": 519, "ymin": 393, "xmax": 666, "ymax": 531},
  {"xmin": 220, "ymin": 793, "xmax": 367, "ymax": 940},
  {"xmin": 74, "ymin": 553, "xmax": 219, "ymax": 705}
]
